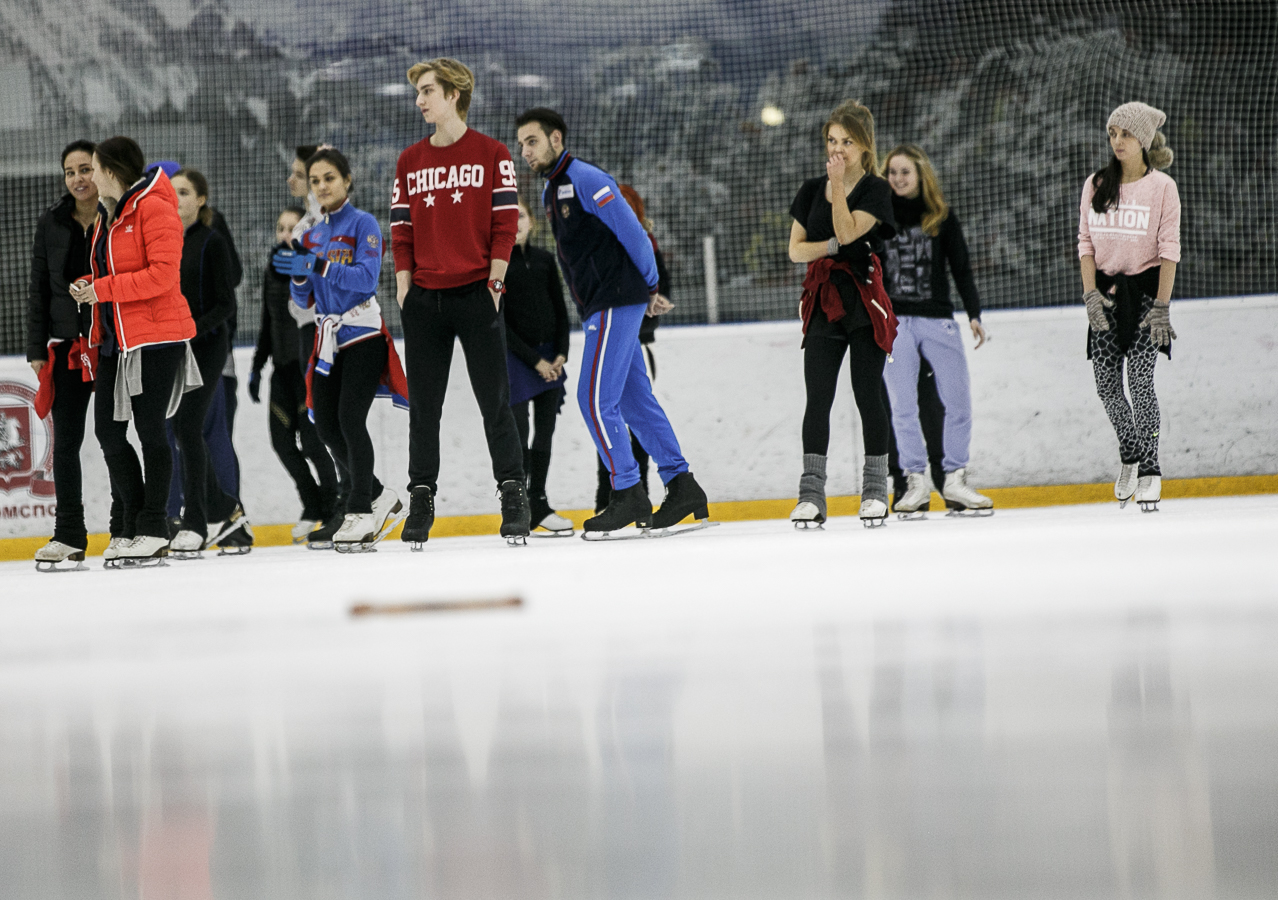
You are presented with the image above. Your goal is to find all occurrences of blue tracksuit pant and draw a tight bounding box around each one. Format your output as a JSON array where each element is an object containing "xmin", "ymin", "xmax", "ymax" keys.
[{"xmin": 579, "ymin": 303, "xmax": 687, "ymax": 492}]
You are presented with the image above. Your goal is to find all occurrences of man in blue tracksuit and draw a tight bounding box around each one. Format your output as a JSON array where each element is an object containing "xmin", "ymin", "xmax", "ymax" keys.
[{"xmin": 516, "ymin": 108, "xmax": 709, "ymax": 534}]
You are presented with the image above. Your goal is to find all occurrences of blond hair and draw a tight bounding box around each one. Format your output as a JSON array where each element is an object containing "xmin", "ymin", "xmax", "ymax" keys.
[
  {"xmin": 882, "ymin": 145, "xmax": 950, "ymax": 237},
  {"xmin": 406, "ymin": 58, "xmax": 475, "ymax": 121},
  {"xmin": 516, "ymin": 195, "xmax": 539, "ymax": 238},
  {"xmin": 822, "ymin": 100, "xmax": 877, "ymax": 175}
]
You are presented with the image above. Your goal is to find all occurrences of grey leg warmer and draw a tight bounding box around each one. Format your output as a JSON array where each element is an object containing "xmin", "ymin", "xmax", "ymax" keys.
[
  {"xmin": 799, "ymin": 453, "xmax": 828, "ymax": 519},
  {"xmin": 862, "ymin": 454, "xmax": 889, "ymax": 505}
]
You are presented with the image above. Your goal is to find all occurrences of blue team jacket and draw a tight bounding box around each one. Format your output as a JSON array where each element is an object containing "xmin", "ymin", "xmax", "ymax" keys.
[
  {"xmin": 542, "ymin": 152, "xmax": 658, "ymax": 321},
  {"xmin": 289, "ymin": 199, "xmax": 383, "ymax": 348}
]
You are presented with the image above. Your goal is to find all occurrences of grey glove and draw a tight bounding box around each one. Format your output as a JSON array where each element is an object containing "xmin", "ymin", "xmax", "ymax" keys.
[
  {"xmin": 1140, "ymin": 301, "xmax": 1177, "ymax": 347},
  {"xmin": 1083, "ymin": 289, "xmax": 1114, "ymax": 331}
]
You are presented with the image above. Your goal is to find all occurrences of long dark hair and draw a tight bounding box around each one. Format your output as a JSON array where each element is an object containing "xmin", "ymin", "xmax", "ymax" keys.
[{"xmin": 1090, "ymin": 150, "xmax": 1148, "ymax": 214}]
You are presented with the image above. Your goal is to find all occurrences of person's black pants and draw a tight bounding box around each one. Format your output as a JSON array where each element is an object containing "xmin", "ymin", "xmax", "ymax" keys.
[
  {"xmin": 802, "ymin": 323, "xmax": 890, "ymax": 456},
  {"xmin": 269, "ymin": 363, "xmax": 338, "ymax": 520},
  {"xmin": 48, "ymin": 341, "xmax": 95, "ymax": 549},
  {"xmin": 94, "ymin": 343, "xmax": 184, "ymax": 539},
  {"xmin": 310, "ymin": 336, "xmax": 386, "ymax": 515},
  {"xmin": 172, "ymin": 334, "xmax": 230, "ymax": 536},
  {"xmin": 400, "ymin": 282, "xmax": 524, "ymax": 493},
  {"xmin": 886, "ymin": 358, "xmax": 947, "ymax": 495},
  {"xmin": 513, "ymin": 387, "xmax": 562, "ymax": 498},
  {"xmin": 595, "ymin": 431, "xmax": 649, "ymax": 512}
]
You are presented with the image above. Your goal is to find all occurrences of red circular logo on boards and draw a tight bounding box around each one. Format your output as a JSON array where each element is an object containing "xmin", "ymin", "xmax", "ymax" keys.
[{"xmin": 0, "ymin": 380, "xmax": 55, "ymax": 498}]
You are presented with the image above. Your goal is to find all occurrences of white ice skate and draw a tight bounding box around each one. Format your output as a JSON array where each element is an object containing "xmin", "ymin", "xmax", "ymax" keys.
[
  {"xmin": 333, "ymin": 513, "xmax": 381, "ymax": 553},
  {"xmin": 291, "ymin": 519, "xmax": 319, "ymax": 543},
  {"xmin": 790, "ymin": 501, "xmax": 825, "ymax": 530},
  {"xmin": 170, "ymin": 530, "xmax": 205, "ymax": 560},
  {"xmin": 118, "ymin": 535, "xmax": 170, "ymax": 567},
  {"xmin": 895, "ymin": 472, "xmax": 932, "ymax": 521},
  {"xmin": 34, "ymin": 540, "xmax": 87, "ymax": 573},
  {"xmin": 371, "ymin": 488, "xmax": 405, "ymax": 538},
  {"xmin": 1115, "ymin": 463, "xmax": 1138, "ymax": 508},
  {"xmin": 1134, "ymin": 475, "xmax": 1161, "ymax": 513},
  {"xmin": 532, "ymin": 511, "xmax": 576, "ymax": 537},
  {"xmin": 942, "ymin": 468, "xmax": 994, "ymax": 518},
  {"xmin": 859, "ymin": 498, "xmax": 889, "ymax": 528},
  {"xmin": 102, "ymin": 536, "xmax": 131, "ymax": 570}
]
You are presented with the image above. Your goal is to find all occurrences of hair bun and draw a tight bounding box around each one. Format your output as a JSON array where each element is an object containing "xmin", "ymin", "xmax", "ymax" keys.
[{"xmin": 1148, "ymin": 131, "xmax": 1174, "ymax": 170}]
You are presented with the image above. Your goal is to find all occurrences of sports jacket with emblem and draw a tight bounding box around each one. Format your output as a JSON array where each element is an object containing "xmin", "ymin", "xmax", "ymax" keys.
[
  {"xmin": 541, "ymin": 151, "xmax": 658, "ymax": 321},
  {"xmin": 289, "ymin": 199, "xmax": 384, "ymax": 350}
]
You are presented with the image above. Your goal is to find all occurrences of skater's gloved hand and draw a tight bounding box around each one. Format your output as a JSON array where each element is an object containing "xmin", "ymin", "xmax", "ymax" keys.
[
  {"xmin": 272, "ymin": 241, "xmax": 327, "ymax": 279},
  {"xmin": 248, "ymin": 368, "xmax": 262, "ymax": 403},
  {"xmin": 1140, "ymin": 301, "xmax": 1176, "ymax": 347},
  {"xmin": 1083, "ymin": 289, "xmax": 1114, "ymax": 331}
]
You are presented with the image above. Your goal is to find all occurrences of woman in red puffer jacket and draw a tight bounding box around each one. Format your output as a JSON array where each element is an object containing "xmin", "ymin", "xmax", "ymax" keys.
[{"xmin": 72, "ymin": 136, "xmax": 197, "ymax": 566}]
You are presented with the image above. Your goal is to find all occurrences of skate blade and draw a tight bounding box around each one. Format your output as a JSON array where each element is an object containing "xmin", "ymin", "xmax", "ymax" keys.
[
  {"xmin": 119, "ymin": 557, "xmax": 169, "ymax": 568},
  {"xmin": 945, "ymin": 507, "xmax": 995, "ymax": 518},
  {"xmin": 307, "ymin": 541, "xmax": 335, "ymax": 551},
  {"xmin": 581, "ymin": 526, "xmax": 649, "ymax": 542},
  {"xmin": 35, "ymin": 559, "xmax": 88, "ymax": 573},
  {"xmin": 408, "ymin": 541, "xmax": 426, "ymax": 552},
  {"xmin": 217, "ymin": 546, "xmax": 252, "ymax": 556},
  {"xmin": 861, "ymin": 516, "xmax": 888, "ymax": 529},
  {"xmin": 792, "ymin": 519, "xmax": 824, "ymax": 530},
  {"xmin": 646, "ymin": 520, "xmax": 719, "ymax": 538},
  {"xmin": 505, "ymin": 534, "xmax": 529, "ymax": 547},
  {"xmin": 334, "ymin": 542, "xmax": 378, "ymax": 554},
  {"xmin": 170, "ymin": 551, "xmax": 204, "ymax": 561},
  {"xmin": 896, "ymin": 511, "xmax": 927, "ymax": 521},
  {"xmin": 531, "ymin": 528, "xmax": 576, "ymax": 538},
  {"xmin": 1138, "ymin": 501, "xmax": 1160, "ymax": 513},
  {"xmin": 1118, "ymin": 498, "xmax": 1131, "ymax": 509}
]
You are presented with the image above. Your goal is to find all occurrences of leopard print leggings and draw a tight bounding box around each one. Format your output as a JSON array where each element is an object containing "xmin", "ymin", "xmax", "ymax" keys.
[{"xmin": 1091, "ymin": 301, "xmax": 1161, "ymax": 477}]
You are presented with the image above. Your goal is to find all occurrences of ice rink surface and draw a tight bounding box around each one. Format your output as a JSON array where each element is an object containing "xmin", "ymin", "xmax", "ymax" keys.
[{"xmin": 3, "ymin": 495, "xmax": 1277, "ymax": 898}]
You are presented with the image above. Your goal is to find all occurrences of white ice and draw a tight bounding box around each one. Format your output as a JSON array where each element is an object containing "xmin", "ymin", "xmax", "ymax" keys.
[{"xmin": 2, "ymin": 495, "xmax": 1278, "ymax": 897}]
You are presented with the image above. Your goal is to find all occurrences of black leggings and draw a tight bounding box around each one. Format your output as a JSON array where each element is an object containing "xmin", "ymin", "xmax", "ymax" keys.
[
  {"xmin": 802, "ymin": 324, "xmax": 890, "ymax": 456},
  {"xmin": 310, "ymin": 336, "xmax": 387, "ymax": 515},
  {"xmin": 269, "ymin": 363, "xmax": 338, "ymax": 520},
  {"xmin": 94, "ymin": 343, "xmax": 184, "ymax": 539},
  {"xmin": 172, "ymin": 334, "xmax": 229, "ymax": 535},
  {"xmin": 512, "ymin": 388, "xmax": 561, "ymax": 455},
  {"xmin": 48, "ymin": 341, "xmax": 96, "ymax": 548}
]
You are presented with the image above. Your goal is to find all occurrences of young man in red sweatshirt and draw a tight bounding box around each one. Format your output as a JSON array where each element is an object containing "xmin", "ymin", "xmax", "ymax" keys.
[{"xmin": 391, "ymin": 58, "xmax": 530, "ymax": 547}]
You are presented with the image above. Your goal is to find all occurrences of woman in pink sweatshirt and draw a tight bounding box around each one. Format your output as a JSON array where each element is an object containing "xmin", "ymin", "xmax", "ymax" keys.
[{"xmin": 1078, "ymin": 101, "xmax": 1180, "ymax": 512}]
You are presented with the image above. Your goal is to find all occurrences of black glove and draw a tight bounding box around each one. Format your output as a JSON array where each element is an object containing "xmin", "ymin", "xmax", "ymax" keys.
[{"xmin": 248, "ymin": 369, "xmax": 262, "ymax": 404}]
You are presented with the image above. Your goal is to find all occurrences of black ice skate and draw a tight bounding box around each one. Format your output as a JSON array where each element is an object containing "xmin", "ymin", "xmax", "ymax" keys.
[
  {"xmin": 206, "ymin": 504, "xmax": 253, "ymax": 552},
  {"xmin": 581, "ymin": 483, "xmax": 653, "ymax": 541},
  {"xmin": 215, "ymin": 521, "xmax": 255, "ymax": 556},
  {"xmin": 401, "ymin": 485, "xmax": 435, "ymax": 551},
  {"xmin": 499, "ymin": 480, "xmax": 531, "ymax": 546},
  {"xmin": 650, "ymin": 471, "xmax": 714, "ymax": 536},
  {"xmin": 308, "ymin": 507, "xmax": 344, "ymax": 551},
  {"xmin": 529, "ymin": 492, "xmax": 574, "ymax": 537}
]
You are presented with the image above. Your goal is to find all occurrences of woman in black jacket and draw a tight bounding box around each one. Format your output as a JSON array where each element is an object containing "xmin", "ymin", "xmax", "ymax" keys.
[
  {"xmin": 250, "ymin": 205, "xmax": 338, "ymax": 542},
  {"xmin": 168, "ymin": 168, "xmax": 246, "ymax": 556},
  {"xmin": 27, "ymin": 140, "xmax": 100, "ymax": 571},
  {"xmin": 505, "ymin": 198, "xmax": 573, "ymax": 535}
]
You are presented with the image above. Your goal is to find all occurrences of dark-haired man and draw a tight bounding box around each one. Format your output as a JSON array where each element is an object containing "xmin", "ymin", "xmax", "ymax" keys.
[
  {"xmin": 516, "ymin": 108, "xmax": 710, "ymax": 537},
  {"xmin": 392, "ymin": 58, "xmax": 530, "ymax": 547}
]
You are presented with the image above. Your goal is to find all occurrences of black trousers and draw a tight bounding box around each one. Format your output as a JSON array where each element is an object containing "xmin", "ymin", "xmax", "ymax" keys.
[
  {"xmin": 311, "ymin": 336, "xmax": 386, "ymax": 515},
  {"xmin": 802, "ymin": 322, "xmax": 890, "ymax": 456},
  {"xmin": 512, "ymin": 388, "xmax": 561, "ymax": 456},
  {"xmin": 48, "ymin": 340, "xmax": 95, "ymax": 548},
  {"xmin": 269, "ymin": 363, "xmax": 338, "ymax": 520},
  {"xmin": 400, "ymin": 282, "xmax": 524, "ymax": 493},
  {"xmin": 172, "ymin": 334, "xmax": 230, "ymax": 536},
  {"xmin": 94, "ymin": 343, "xmax": 184, "ymax": 539},
  {"xmin": 886, "ymin": 357, "xmax": 947, "ymax": 494},
  {"xmin": 595, "ymin": 431, "xmax": 649, "ymax": 512}
]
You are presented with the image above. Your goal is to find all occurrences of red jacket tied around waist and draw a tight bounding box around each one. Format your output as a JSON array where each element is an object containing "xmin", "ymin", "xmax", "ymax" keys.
[
  {"xmin": 86, "ymin": 168, "xmax": 196, "ymax": 352},
  {"xmin": 800, "ymin": 255, "xmax": 898, "ymax": 354}
]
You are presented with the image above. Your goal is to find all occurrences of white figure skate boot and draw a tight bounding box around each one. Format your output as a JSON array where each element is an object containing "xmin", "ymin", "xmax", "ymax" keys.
[
  {"xmin": 942, "ymin": 468, "xmax": 994, "ymax": 517},
  {"xmin": 895, "ymin": 472, "xmax": 932, "ymax": 520}
]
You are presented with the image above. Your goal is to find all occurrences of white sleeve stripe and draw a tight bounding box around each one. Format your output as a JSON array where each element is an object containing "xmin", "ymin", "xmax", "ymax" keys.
[
  {"xmin": 391, "ymin": 203, "xmax": 410, "ymax": 209},
  {"xmin": 390, "ymin": 220, "xmax": 412, "ymax": 226},
  {"xmin": 592, "ymin": 186, "xmax": 611, "ymax": 201}
]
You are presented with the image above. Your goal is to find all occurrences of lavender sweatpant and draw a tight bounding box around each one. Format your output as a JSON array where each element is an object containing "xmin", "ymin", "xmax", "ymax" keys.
[{"xmin": 882, "ymin": 315, "xmax": 972, "ymax": 474}]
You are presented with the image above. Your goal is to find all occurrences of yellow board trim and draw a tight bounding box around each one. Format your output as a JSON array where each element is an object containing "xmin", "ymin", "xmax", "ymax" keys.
[{"xmin": 3, "ymin": 473, "xmax": 1276, "ymax": 562}]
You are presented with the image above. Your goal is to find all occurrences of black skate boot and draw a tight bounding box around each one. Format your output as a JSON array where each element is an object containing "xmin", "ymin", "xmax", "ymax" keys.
[
  {"xmin": 651, "ymin": 471, "xmax": 711, "ymax": 531},
  {"xmin": 582, "ymin": 483, "xmax": 653, "ymax": 540},
  {"xmin": 498, "ymin": 480, "xmax": 531, "ymax": 546},
  {"xmin": 401, "ymin": 485, "xmax": 435, "ymax": 551},
  {"xmin": 215, "ymin": 520, "xmax": 255, "ymax": 555},
  {"xmin": 308, "ymin": 498, "xmax": 345, "ymax": 551}
]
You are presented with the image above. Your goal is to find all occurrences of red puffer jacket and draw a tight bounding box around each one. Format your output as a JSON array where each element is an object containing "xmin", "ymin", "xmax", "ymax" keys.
[{"xmin": 87, "ymin": 168, "xmax": 196, "ymax": 351}]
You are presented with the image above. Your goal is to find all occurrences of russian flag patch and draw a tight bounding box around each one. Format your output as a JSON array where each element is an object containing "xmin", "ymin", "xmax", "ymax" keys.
[{"xmin": 593, "ymin": 184, "xmax": 616, "ymax": 208}]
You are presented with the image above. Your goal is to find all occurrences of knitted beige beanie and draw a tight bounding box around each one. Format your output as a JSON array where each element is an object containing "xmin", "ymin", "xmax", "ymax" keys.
[{"xmin": 1107, "ymin": 102, "xmax": 1167, "ymax": 150}]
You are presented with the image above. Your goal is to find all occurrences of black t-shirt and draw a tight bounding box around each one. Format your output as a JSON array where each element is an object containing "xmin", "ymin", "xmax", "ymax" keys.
[{"xmin": 790, "ymin": 173, "xmax": 897, "ymax": 333}]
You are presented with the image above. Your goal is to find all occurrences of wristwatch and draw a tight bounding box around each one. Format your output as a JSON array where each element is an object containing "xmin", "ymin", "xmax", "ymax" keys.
[{"xmin": 488, "ymin": 279, "xmax": 506, "ymax": 294}]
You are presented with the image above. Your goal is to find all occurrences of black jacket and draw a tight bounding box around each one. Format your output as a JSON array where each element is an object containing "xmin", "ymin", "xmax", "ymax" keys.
[
  {"xmin": 504, "ymin": 243, "xmax": 570, "ymax": 368},
  {"xmin": 180, "ymin": 221, "xmax": 237, "ymax": 341},
  {"xmin": 883, "ymin": 194, "xmax": 982, "ymax": 320},
  {"xmin": 253, "ymin": 246, "xmax": 307, "ymax": 372},
  {"xmin": 26, "ymin": 194, "xmax": 95, "ymax": 360}
]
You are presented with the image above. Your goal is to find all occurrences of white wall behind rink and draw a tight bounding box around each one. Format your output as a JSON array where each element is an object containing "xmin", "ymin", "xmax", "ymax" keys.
[{"xmin": 1, "ymin": 294, "xmax": 1275, "ymax": 539}]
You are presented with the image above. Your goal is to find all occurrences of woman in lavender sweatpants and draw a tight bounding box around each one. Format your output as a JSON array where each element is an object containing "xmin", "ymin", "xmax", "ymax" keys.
[{"xmin": 880, "ymin": 145, "xmax": 993, "ymax": 516}]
